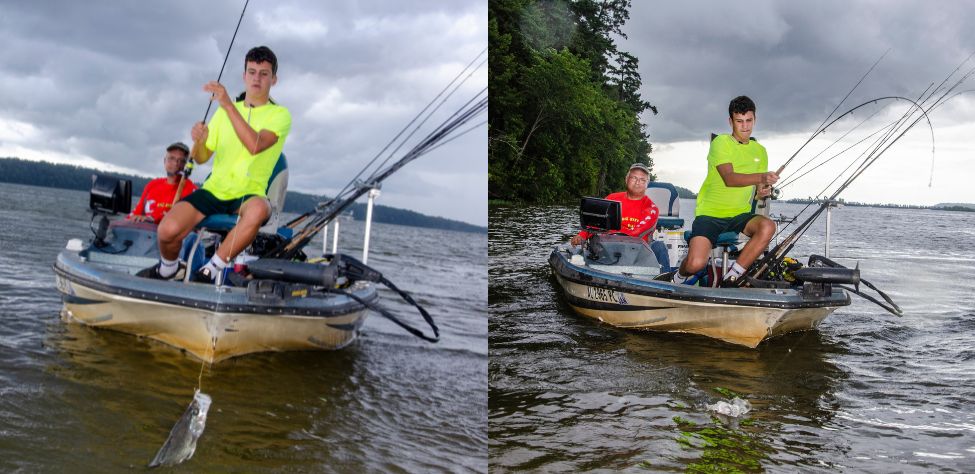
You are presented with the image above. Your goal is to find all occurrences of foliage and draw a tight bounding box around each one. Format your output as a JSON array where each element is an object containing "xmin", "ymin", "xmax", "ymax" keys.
[
  {"xmin": 489, "ymin": 0, "xmax": 656, "ymax": 204},
  {"xmin": 0, "ymin": 157, "xmax": 486, "ymax": 233}
]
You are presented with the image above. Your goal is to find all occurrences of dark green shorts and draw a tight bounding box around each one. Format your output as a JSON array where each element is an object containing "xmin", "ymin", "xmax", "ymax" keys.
[
  {"xmin": 690, "ymin": 213, "xmax": 757, "ymax": 245},
  {"xmin": 183, "ymin": 189, "xmax": 258, "ymax": 217}
]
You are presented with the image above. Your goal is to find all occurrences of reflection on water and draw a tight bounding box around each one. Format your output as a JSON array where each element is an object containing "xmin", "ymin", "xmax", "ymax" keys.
[
  {"xmin": 489, "ymin": 202, "xmax": 975, "ymax": 472},
  {"xmin": 0, "ymin": 184, "xmax": 486, "ymax": 472}
]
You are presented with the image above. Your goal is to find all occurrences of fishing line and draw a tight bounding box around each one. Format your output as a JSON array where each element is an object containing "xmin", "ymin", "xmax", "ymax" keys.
[
  {"xmin": 778, "ymin": 121, "xmax": 893, "ymax": 192},
  {"xmin": 778, "ymin": 106, "xmax": 892, "ymax": 190},
  {"xmin": 361, "ymin": 56, "xmax": 489, "ymax": 190},
  {"xmin": 742, "ymin": 78, "xmax": 953, "ymax": 285},
  {"xmin": 330, "ymin": 48, "xmax": 488, "ymax": 202},
  {"xmin": 197, "ymin": 337, "xmax": 216, "ymax": 390},
  {"xmin": 773, "ymin": 49, "xmax": 889, "ymax": 176},
  {"xmin": 202, "ymin": 0, "xmax": 251, "ymax": 125},
  {"xmin": 173, "ymin": 0, "xmax": 250, "ymax": 206},
  {"xmin": 273, "ymin": 90, "xmax": 488, "ymax": 258},
  {"xmin": 277, "ymin": 54, "xmax": 489, "ymax": 244}
]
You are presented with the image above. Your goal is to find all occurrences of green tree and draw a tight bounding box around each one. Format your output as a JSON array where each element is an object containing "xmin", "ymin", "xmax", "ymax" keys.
[{"xmin": 489, "ymin": 0, "xmax": 656, "ymax": 204}]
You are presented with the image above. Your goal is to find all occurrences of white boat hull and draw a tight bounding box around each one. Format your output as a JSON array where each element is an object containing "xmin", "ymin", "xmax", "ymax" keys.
[
  {"xmin": 554, "ymin": 273, "xmax": 836, "ymax": 348},
  {"xmin": 54, "ymin": 243, "xmax": 375, "ymax": 363},
  {"xmin": 57, "ymin": 277, "xmax": 368, "ymax": 363},
  {"xmin": 549, "ymin": 249, "xmax": 849, "ymax": 348}
]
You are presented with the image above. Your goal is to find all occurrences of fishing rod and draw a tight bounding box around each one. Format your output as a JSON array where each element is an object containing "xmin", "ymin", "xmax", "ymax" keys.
[
  {"xmin": 264, "ymin": 49, "xmax": 488, "ymax": 260},
  {"xmin": 278, "ymin": 49, "xmax": 488, "ymax": 232},
  {"xmin": 267, "ymin": 88, "xmax": 488, "ymax": 260},
  {"xmin": 755, "ymin": 51, "xmax": 890, "ymax": 214},
  {"xmin": 171, "ymin": 0, "xmax": 251, "ymax": 207},
  {"xmin": 774, "ymin": 50, "xmax": 890, "ymax": 177},
  {"xmin": 736, "ymin": 60, "xmax": 975, "ymax": 287},
  {"xmin": 756, "ymin": 70, "xmax": 953, "ymax": 256}
]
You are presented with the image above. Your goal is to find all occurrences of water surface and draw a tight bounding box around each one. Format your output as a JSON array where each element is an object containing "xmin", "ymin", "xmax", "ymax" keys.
[
  {"xmin": 0, "ymin": 183, "xmax": 487, "ymax": 472},
  {"xmin": 489, "ymin": 200, "xmax": 975, "ymax": 472}
]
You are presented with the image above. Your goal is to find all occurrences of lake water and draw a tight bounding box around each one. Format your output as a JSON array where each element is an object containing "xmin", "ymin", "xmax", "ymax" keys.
[
  {"xmin": 489, "ymin": 200, "xmax": 975, "ymax": 472},
  {"xmin": 0, "ymin": 183, "xmax": 487, "ymax": 472}
]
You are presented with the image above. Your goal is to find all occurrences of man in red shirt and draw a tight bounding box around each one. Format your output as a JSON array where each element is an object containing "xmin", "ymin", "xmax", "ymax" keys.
[
  {"xmin": 128, "ymin": 142, "xmax": 198, "ymax": 223},
  {"xmin": 570, "ymin": 163, "xmax": 671, "ymax": 270}
]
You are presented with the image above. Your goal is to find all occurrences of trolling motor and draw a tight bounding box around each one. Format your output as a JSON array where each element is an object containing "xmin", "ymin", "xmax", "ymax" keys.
[{"xmin": 88, "ymin": 174, "xmax": 132, "ymax": 247}]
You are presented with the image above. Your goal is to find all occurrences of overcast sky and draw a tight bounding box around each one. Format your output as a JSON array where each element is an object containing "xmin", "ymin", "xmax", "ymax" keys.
[
  {"xmin": 0, "ymin": 0, "xmax": 487, "ymax": 226},
  {"xmin": 621, "ymin": 1, "xmax": 975, "ymax": 206}
]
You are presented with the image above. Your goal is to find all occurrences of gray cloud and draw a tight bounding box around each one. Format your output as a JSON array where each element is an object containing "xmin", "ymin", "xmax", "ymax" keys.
[
  {"xmin": 620, "ymin": 0, "xmax": 975, "ymax": 143},
  {"xmin": 0, "ymin": 0, "xmax": 486, "ymax": 226}
]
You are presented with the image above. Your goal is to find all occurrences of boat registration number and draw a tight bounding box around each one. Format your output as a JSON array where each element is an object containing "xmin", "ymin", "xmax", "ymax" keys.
[{"xmin": 587, "ymin": 287, "xmax": 628, "ymax": 305}]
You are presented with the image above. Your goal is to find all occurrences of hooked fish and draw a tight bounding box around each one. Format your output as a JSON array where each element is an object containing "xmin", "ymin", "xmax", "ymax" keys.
[{"xmin": 148, "ymin": 389, "xmax": 212, "ymax": 468}]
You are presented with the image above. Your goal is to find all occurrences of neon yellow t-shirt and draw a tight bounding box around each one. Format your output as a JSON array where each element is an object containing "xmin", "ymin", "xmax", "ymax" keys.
[
  {"xmin": 202, "ymin": 101, "xmax": 291, "ymax": 200},
  {"xmin": 695, "ymin": 134, "xmax": 768, "ymax": 218}
]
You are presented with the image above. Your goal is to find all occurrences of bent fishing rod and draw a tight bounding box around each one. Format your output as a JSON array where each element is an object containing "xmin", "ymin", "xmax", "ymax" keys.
[
  {"xmin": 267, "ymin": 88, "xmax": 488, "ymax": 260},
  {"xmin": 736, "ymin": 59, "xmax": 975, "ymax": 287},
  {"xmin": 763, "ymin": 49, "xmax": 975, "ymax": 208},
  {"xmin": 266, "ymin": 49, "xmax": 489, "ymax": 260},
  {"xmin": 171, "ymin": 0, "xmax": 251, "ymax": 206},
  {"xmin": 279, "ymin": 48, "xmax": 488, "ymax": 233}
]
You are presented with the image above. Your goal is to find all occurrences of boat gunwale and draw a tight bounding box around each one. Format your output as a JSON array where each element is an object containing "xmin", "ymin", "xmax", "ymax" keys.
[
  {"xmin": 549, "ymin": 249, "xmax": 851, "ymax": 310},
  {"xmin": 54, "ymin": 251, "xmax": 376, "ymax": 318}
]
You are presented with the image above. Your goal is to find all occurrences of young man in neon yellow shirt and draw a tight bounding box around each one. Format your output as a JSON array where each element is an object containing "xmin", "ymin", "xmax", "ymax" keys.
[
  {"xmin": 139, "ymin": 46, "xmax": 291, "ymax": 282},
  {"xmin": 672, "ymin": 96, "xmax": 778, "ymax": 285}
]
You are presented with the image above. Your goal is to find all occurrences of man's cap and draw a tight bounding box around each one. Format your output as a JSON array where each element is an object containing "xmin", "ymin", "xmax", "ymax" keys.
[
  {"xmin": 166, "ymin": 142, "xmax": 190, "ymax": 155},
  {"xmin": 628, "ymin": 162, "xmax": 650, "ymax": 174}
]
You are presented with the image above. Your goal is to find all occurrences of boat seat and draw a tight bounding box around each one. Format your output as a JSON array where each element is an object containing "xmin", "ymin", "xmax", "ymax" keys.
[
  {"xmin": 182, "ymin": 153, "xmax": 291, "ymax": 282},
  {"xmin": 646, "ymin": 182, "xmax": 684, "ymax": 230},
  {"xmin": 196, "ymin": 152, "xmax": 290, "ymax": 235},
  {"xmin": 684, "ymin": 230, "xmax": 739, "ymax": 287},
  {"xmin": 683, "ymin": 230, "xmax": 739, "ymax": 249}
]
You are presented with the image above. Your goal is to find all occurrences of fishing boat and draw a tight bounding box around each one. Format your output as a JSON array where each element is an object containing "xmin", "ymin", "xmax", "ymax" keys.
[
  {"xmin": 549, "ymin": 184, "xmax": 900, "ymax": 348},
  {"xmin": 56, "ymin": 163, "xmax": 387, "ymax": 363},
  {"xmin": 549, "ymin": 53, "xmax": 975, "ymax": 347},
  {"xmin": 54, "ymin": 61, "xmax": 486, "ymax": 362}
]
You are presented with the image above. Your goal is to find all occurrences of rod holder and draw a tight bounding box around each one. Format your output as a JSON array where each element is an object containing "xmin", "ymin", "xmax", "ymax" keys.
[{"xmin": 362, "ymin": 187, "xmax": 381, "ymax": 264}]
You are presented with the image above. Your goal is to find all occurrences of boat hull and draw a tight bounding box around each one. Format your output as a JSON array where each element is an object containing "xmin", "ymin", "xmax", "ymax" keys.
[
  {"xmin": 549, "ymin": 250, "xmax": 850, "ymax": 348},
  {"xmin": 54, "ymin": 248, "xmax": 375, "ymax": 363}
]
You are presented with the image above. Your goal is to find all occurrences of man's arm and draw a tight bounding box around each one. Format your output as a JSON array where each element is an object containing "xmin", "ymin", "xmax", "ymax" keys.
[
  {"xmin": 204, "ymin": 81, "xmax": 279, "ymax": 155},
  {"xmin": 715, "ymin": 163, "xmax": 778, "ymax": 188},
  {"xmin": 191, "ymin": 122, "xmax": 214, "ymax": 164}
]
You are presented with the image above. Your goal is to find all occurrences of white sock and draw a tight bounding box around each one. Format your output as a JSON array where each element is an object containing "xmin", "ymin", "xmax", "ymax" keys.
[
  {"xmin": 201, "ymin": 255, "xmax": 228, "ymax": 279},
  {"xmin": 672, "ymin": 271, "xmax": 688, "ymax": 284},
  {"xmin": 211, "ymin": 255, "xmax": 229, "ymax": 270},
  {"xmin": 725, "ymin": 262, "xmax": 746, "ymax": 280},
  {"xmin": 159, "ymin": 257, "xmax": 179, "ymax": 278}
]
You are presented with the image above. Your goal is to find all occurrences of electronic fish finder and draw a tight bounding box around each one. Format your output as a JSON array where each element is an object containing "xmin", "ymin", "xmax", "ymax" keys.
[
  {"xmin": 89, "ymin": 174, "xmax": 133, "ymax": 247},
  {"xmin": 579, "ymin": 197, "xmax": 621, "ymax": 232},
  {"xmin": 90, "ymin": 174, "xmax": 132, "ymax": 215}
]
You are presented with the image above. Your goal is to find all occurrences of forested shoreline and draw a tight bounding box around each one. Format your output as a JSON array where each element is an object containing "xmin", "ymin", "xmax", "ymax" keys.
[
  {"xmin": 0, "ymin": 157, "xmax": 486, "ymax": 233},
  {"xmin": 489, "ymin": 0, "xmax": 656, "ymax": 204}
]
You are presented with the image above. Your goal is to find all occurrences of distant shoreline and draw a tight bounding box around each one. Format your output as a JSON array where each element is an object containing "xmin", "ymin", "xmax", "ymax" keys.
[
  {"xmin": 777, "ymin": 198, "xmax": 975, "ymax": 212},
  {"xmin": 489, "ymin": 196, "xmax": 975, "ymax": 213},
  {"xmin": 0, "ymin": 157, "xmax": 487, "ymax": 233}
]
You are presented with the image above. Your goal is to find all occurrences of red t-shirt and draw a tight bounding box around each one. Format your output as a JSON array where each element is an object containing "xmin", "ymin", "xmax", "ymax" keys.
[
  {"xmin": 578, "ymin": 191, "xmax": 660, "ymax": 241},
  {"xmin": 129, "ymin": 177, "xmax": 197, "ymax": 222}
]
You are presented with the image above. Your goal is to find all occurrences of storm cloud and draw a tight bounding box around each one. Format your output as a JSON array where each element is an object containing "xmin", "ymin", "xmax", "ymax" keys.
[
  {"xmin": 0, "ymin": 0, "xmax": 487, "ymax": 225},
  {"xmin": 618, "ymin": 0, "xmax": 975, "ymax": 204}
]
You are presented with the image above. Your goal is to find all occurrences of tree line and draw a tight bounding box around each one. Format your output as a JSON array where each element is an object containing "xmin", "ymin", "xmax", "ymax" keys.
[
  {"xmin": 489, "ymin": 0, "xmax": 656, "ymax": 204},
  {"xmin": 0, "ymin": 157, "xmax": 486, "ymax": 233}
]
